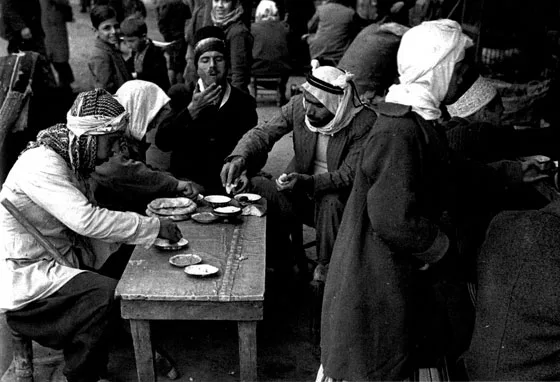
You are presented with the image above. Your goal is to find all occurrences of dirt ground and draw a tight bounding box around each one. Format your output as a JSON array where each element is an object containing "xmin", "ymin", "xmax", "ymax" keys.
[{"xmin": 0, "ymin": 1, "xmax": 321, "ymax": 381}]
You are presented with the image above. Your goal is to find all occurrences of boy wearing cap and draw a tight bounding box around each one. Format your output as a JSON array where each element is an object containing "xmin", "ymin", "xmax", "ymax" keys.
[
  {"xmin": 155, "ymin": 26, "xmax": 257, "ymax": 195},
  {"xmin": 120, "ymin": 15, "xmax": 170, "ymax": 92}
]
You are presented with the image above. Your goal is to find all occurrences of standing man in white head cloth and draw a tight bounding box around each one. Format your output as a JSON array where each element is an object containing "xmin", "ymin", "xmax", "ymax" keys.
[{"xmin": 317, "ymin": 19, "xmax": 479, "ymax": 382}]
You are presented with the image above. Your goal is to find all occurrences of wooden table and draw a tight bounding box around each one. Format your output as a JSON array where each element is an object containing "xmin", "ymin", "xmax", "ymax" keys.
[{"xmin": 116, "ymin": 215, "xmax": 266, "ymax": 382}]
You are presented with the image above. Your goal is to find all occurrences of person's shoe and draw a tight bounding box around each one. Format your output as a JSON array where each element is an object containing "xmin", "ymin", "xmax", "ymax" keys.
[{"xmin": 155, "ymin": 351, "xmax": 180, "ymax": 380}]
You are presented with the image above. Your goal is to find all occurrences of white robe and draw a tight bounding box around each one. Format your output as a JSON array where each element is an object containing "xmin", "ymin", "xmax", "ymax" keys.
[{"xmin": 0, "ymin": 146, "xmax": 160, "ymax": 312}]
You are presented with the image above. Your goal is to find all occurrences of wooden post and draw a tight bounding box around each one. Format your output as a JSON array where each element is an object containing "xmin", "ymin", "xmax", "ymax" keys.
[
  {"xmin": 238, "ymin": 321, "xmax": 257, "ymax": 382},
  {"xmin": 129, "ymin": 320, "xmax": 155, "ymax": 382},
  {"xmin": 11, "ymin": 331, "xmax": 33, "ymax": 382}
]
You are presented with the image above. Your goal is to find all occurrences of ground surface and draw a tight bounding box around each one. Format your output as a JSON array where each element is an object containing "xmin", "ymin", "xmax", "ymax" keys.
[{"xmin": 0, "ymin": 1, "xmax": 321, "ymax": 381}]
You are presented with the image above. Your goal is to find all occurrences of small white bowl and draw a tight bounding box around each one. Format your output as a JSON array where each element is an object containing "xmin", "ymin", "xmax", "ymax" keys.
[{"xmin": 203, "ymin": 195, "xmax": 232, "ymax": 208}]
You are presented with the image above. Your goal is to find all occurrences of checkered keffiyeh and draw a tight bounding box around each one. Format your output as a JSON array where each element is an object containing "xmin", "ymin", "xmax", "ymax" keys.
[
  {"xmin": 446, "ymin": 76, "xmax": 497, "ymax": 118},
  {"xmin": 25, "ymin": 89, "xmax": 128, "ymax": 175}
]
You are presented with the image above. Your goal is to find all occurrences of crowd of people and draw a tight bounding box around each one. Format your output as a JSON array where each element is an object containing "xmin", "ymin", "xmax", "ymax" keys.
[{"xmin": 1, "ymin": 1, "xmax": 560, "ymax": 382}]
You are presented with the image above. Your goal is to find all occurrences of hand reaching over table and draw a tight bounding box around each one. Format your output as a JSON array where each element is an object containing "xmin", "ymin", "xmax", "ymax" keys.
[
  {"xmin": 177, "ymin": 180, "xmax": 203, "ymax": 199},
  {"xmin": 158, "ymin": 219, "xmax": 182, "ymax": 244}
]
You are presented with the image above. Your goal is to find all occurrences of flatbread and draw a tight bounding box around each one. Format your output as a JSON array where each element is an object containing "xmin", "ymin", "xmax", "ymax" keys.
[
  {"xmin": 149, "ymin": 197, "xmax": 196, "ymax": 210},
  {"xmin": 145, "ymin": 209, "xmax": 191, "ymax": 221},
  {"xmin": 147, "ymin": 204, "xmax": 196, "ymax": 216},
  {"xmin": 147, "ymin": 197, "xmax": 197, "ymax": 216}
]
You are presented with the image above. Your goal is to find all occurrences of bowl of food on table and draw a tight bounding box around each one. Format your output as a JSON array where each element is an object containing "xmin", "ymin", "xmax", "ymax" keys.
[
  {"xmin": 212, "ymin": 205, "xmax": 242, "ymax": 219},
  {"xmin": 203, "ymin": 195, "xmax": 232, "ymax": 208}
]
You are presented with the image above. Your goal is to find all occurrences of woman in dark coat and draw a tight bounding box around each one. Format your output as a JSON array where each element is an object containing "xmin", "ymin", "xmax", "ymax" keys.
[{"xmin": 318, "ymin": 20, "xmax": 477, "ymax": 381}]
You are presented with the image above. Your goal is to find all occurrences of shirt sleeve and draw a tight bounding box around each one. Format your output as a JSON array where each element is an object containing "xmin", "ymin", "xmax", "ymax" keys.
[
  {"xmin": 16, "ymin": 148, "xmax": 160, "ymax": 248},
  {"xmin": 364, "ymin": 128, "xmax": 447, "ymax": 263}
]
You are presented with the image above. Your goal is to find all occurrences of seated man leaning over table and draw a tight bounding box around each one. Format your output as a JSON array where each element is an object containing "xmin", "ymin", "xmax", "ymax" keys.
[
  {"xmin": 155, "ymin": 26, "xmax": 257, "ymax": 195},
  {"xmin": 92, "ymin": 79, "xmax": 202, "ymax": 216},
  {"xmin": 220, "ymin": 65, "xmax": 376, "ymax": 278},
  {"xmin": 0, "ymin": 89, "xmax": 182, "ymax": 382}
]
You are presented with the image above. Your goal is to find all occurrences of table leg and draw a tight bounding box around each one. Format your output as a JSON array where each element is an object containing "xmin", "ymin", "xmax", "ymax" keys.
[
  {"xmin": 129, "ymin": 319, "xmax": 155, "ymax": 382},
  {"xmin": 238, "ymin": 321, "xmax": 257, "ymax": 382}
]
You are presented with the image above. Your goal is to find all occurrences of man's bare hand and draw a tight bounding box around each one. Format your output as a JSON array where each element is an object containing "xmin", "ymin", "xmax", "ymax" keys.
[
  {"xmin": 221, "ymin": 156, "xmax": 246, "ymax": 191},
  {"xmin": 187, "ymin": 83, "xmax": 222, "ymax": 119},
  {"xmin": 177, "ymin": 180, "xmax": 203, "ymax": 199},
  {"xmin": 158, "ymin": 219, "xmax": 182, "ymax": 243}
]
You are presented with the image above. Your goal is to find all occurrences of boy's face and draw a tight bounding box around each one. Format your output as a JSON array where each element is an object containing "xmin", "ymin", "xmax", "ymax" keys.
[
  {"xmin": 123, "ymin": 35, "xmax": 147, "ymax": 53},
  {"xmin": 96, "ymin": 17, "xmax": 120, "ymax": 46},
  {"xmin": 197, "ymin": 51, "xmax": 227, "ymax": 88}
]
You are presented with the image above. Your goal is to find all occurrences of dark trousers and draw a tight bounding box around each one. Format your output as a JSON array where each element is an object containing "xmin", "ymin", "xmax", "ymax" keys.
[
  {"xmin": 6, "ymin": 272, "xmax": 118, "ymax": 382},
  {"xmin": 250, "ymin": 175, "xmax": 346, "ymax": 267}
]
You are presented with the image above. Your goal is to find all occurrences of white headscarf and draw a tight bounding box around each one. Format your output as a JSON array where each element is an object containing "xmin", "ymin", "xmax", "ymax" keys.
[
  {"xmin": 385, "ymin": 19, "xmax": 473, "ymax": 120},
  {"xmin": 255, "ymin": 0, "xmax": 279, "ymax": 22},
  {"xmin": 300, "ymin": 66, "xmax": 361, "ymax": 135},
  {"xmin": 115, "ymin": 80, "xmax": 171, "ymax": 141}
]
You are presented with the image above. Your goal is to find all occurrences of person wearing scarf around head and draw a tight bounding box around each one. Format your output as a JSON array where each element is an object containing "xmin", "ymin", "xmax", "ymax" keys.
[
  {"xmin": 221, "ymin": 65, "xmax": 376, "ymax": 277},
  {"xmin": 91, "ymin": 80, "xmax": 202, "ymax": 216},
  {"xmin": 317, "ymin": 19, "xmax": 478, "ymax": 382},
  {"xmin": 157, "ymin": 26, "xmax": 257, "ymax": 195},
  {"xmin": 0, "ymin": 88, "xmax": 182, "ymax": 382},
  {"xmin": 183, "ymin": 0, "xmax": 253, "ymax": 93}
]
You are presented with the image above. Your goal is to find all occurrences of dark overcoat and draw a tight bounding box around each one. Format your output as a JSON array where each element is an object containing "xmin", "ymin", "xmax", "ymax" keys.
[{"xmin": 320, "ymin": 102, "xmax": 452, "ymax": 380}]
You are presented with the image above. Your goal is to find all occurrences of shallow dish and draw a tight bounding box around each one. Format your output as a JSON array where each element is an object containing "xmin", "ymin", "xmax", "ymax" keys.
[
  {"xmin": 191, "ymin": 212, "xmax": 220, "ymax": 224},
  {"xmin": 184, "ymin": 264, "xmax": 220, "ymax": 277},
  {"xmin": 169, "ymin": 254, "xmax": 202, "ymax": 267},
  {"xmin": 204, "ymin": 195, "xmax": 232, "ymax": 208},
  {"xmin": 233, "ymin": 193, "xmax": 262, "ymax": 204},
  {"xmin": 213, "ymin": 206, "xmax": 242, "ymax": 218},
  {"xmin": 154, "ymin": 237, "xmax": 189, "ymax": 251}
]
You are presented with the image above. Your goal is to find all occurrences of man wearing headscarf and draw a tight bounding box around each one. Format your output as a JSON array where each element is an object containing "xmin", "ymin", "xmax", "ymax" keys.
[
  {"xmin": 157, "ymin": 26, "xmax": 257, "ymax": 195},
  {"xmin": 221, "ymin": 65, "xmax": 376, "ymax": 276},
  {"xmin": 92, "ymin": 80, "xmax": 201, "ymax": 217},
  {"xmin": 0, "ymin": 89, "xmax": 182, "ymax": 382},
  {"xmin": 317, "ymin": 20, "xmax": 478, "ymax": 381}
]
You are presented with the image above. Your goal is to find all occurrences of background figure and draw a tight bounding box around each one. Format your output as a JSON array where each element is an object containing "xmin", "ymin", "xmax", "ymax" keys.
[
  {"xmin": 304, "ymin": 0, "xmax": 362, "ymax": 66},
  {"xmin": 338, "ymin": 22, "xmax": 408, "ymax": 103},
  {"xmin": 1, "ymin": 0, "xmax": 46, "ymax": 55},
  {"xmin": 39, "ymin": 0, "xmax": 74, "ymax": 89},
  {"xmin": 156, "ymin": 0, "xmax": 191, "ymax": 85},
  {"xmin": 88, "ymin": 5, "xmax": 132, "ymax": 93},
  {"xmin": 184, "ymin": 0, "xmax": 253, "ymax": 93},
  {"xmin": 251, "ymin": 0, "xmax": 291, "ymax": 105},
  {"xmin": 121, "ymin": 15, "xmax": 170, "ymax": 91}
]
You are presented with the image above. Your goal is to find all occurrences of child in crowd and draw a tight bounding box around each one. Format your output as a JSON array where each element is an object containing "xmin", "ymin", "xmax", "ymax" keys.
[
  {"xmin": 88, "ymin": 5, "xmax": 132, "ymax": 93},
  {"xmin": 120, "ymin": 15, "xmax": 170, "ymax": 92}
]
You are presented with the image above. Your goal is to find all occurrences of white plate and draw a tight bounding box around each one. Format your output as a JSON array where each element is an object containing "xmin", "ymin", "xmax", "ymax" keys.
[
  {"xmin": 234, "ymin": 193, "xmax": 262, "ymax": 203},
  {"xmin": 203, "ymin": 195, "xmax": 231, "ymax": 206},
  {"xmin": 184, "ymin": 264, "xmax": 219, "ymax": 277},
  {"xmin": 154, "ymin": 237, "xmax": 189, "ymax": 251},
  {"xmin": 169, "ymin": 254, "xmax": 202, "ymax": 267}
]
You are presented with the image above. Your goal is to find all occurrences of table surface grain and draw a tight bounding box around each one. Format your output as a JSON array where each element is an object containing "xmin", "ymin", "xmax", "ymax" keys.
[{"xmin": 116, "ymin": 215, "xmax": 266, "ymax": 303}]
